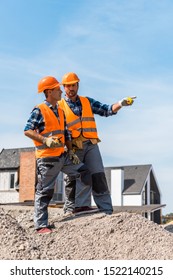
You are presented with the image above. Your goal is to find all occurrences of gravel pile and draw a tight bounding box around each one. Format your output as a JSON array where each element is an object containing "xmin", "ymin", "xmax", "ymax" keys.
[{"xmin": 0, "ymin": 205, "xmax": 173, "ymax": 260}]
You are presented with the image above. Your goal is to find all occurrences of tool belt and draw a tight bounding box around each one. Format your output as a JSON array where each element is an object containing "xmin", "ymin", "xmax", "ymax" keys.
[{"xmin": 72, "ymin": 134, "xmax": 101, "ymax": 149}]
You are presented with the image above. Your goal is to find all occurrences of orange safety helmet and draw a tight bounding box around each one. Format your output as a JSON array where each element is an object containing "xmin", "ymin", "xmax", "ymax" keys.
[
  {"xmin": 61, "ymin": 72, "xmax": 80, "ymax": 85},
  {"xmin": 37, "ymin": 76, "xmax": 61, "ymax": 93}
]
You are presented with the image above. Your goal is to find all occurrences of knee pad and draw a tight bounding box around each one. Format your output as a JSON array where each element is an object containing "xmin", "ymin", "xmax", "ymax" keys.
[{"xmin": 92, "ymin": 172, "xmax": 109, "ymax": 194}]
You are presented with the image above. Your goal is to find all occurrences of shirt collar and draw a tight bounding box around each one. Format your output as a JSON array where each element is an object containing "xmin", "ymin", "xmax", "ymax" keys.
[{"xmin": 44, "ymin": 100, "xmax": 58, "ymax": 110}]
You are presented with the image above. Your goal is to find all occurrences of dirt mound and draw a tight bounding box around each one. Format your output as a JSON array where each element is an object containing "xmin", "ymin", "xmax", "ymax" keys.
[
  {"xmin": 0, "ymin": 207, "xmax": 40, "ymax": 259},
  {"xmin": 1, "ymin": 205, "xmax": 173, "ymax": 260}
]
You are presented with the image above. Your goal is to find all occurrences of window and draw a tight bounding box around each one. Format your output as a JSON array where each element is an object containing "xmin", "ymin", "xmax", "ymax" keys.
[
  {"xmin": 10, "ymin": 173, "xmax": 15, "ymax": 189},
  {"xmin": 142, "ymin": 183, "xmax": 148, "ymax": 205},
  {"xmin": 150, "ymin": 190, "xmax": 155, "ymax": 204}
]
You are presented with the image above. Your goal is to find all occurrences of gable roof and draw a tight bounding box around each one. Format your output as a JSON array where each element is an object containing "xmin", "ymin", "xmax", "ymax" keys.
[
  {"xmin": 105, "ymin": 164, "xmax": 153, "ymax": 194},
  {"xmin": 0, "ymin": 147, "xmax": 35, "ymax": 169}
]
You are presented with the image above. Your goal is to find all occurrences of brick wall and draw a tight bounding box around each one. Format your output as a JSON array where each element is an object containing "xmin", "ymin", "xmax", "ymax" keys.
[{"xmin": 19, "ymin": 150, "xmax": 36, "ymax": 202}]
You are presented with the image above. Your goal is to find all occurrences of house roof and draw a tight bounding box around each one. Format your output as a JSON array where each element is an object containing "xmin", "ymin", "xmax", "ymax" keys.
[
  {"xmin": 113, "ymin": 204, "xmax": 166, "ymax": 214},
  {"xmin": 105, "ymin": 164, "xmax": 153, "ymax": 194},
  {"xmin": 0, "ymin": 149, "xmax": 157, "ymax": 196},
  {"xmin": 0, "ymin": 147, "xmax": 35, "ymax": 169}
]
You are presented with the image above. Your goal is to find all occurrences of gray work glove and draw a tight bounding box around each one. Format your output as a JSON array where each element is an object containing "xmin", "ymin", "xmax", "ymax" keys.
[
  {"xmin": 43, "ymin": 137, "xmax": 62, "ymax": 148},
  {"xmin": 118, "ymin": 96, "xmax": 136, "ymax": 107},
  {"xmin": 68, "ymin": 150, "xmax": 80, "ymax": 164}
]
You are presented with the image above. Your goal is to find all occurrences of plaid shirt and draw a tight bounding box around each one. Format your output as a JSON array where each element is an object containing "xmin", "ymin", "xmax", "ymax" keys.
[
  {"xmin": 64, "ymin": 95, "xmax": 116, "ymax": 117},
  {"xmin": 24, "ymin": 101, "xmax": 71, "ymax": 141}
]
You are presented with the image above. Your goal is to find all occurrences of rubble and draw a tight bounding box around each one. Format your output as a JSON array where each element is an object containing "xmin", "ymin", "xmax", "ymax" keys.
[{"xmin": 1, "ymin": 205, "xmax": 173, "ymax": 260}]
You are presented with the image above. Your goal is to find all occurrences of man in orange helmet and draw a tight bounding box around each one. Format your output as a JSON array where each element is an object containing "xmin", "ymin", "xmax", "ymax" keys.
[
  {"xmin": 59, "ymin": 72, "xmax": 135, "ymax": 216},
  {"xmin": 24, "ymin": 76, "xmax": 90, "ymax": 233}
]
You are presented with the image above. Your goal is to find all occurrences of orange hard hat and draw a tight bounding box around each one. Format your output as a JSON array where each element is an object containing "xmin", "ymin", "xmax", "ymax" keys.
[
  {"xmin": 61, "ymin": 72, "xmax": 80, "ymax": 85},
  {"xmin": 37, "ymin": 76, "xmax": 61, "ymax": 93}
]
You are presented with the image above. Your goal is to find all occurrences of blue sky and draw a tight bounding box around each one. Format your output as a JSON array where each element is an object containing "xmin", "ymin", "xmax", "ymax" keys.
[{"xmin": 1, "ymin": 0, "xmax": 173, "ymax": 214}]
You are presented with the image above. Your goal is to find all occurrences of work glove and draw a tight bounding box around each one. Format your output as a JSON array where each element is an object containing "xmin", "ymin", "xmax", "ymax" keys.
[
  {"xmin": 43, "ymin": 137, "xmax": 62, "ymax": 148},
  {"xmin": 118, "ymin": 96, "xmax": 136, "ymax": 107},
  {"xmin": 68, "ymin": 150, "xmax": 80, "ymax": 165}
]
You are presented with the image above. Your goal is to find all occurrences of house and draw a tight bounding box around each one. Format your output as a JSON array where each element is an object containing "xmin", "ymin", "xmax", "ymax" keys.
[
  {"xmin": 0, "ymin": 147, "xmax": 165, "ymax": 223},
  {"xmin": 103, "ymin": 165, "xmax": 165, "ymax": 224},
  {"xmin": 0, "ymin": 147, "xmax": 35, "ymax": 203},
  {"xmin": 0, "ymin": 147, "xmax": 64, "ymax": 203}
]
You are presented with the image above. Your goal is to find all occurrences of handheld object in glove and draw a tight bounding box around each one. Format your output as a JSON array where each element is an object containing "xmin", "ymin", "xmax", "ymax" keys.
[
  {"xmin": 68, "ymin": 150, "xmax": 80, "ymax": 164},
  {"xmin": 43, "ymin": 137, "xmax": 62, "ymax": 148},
  {"xmin": 119, "ymin": 96, "xmax": 136, "ymax": 106}
]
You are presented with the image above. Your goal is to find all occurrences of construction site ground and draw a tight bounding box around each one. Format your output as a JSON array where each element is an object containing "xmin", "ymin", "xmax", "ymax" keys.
[{"xmin": 1, "ymin": 205, "xmax": 173, "ymax": 260}]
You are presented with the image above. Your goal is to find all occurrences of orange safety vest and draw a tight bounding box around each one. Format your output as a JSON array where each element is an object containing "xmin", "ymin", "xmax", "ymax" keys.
[
  {"xmin": 33, "ymin": 103, "xmax": 65, "ymax": 158},
  {"xmin": 58, "ymin": 96, "xmax": 98, "ymax": 139}
]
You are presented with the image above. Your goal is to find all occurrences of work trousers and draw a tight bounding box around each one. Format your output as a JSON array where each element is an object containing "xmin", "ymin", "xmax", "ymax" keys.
[
  {"xmin": 34, "ymin": 152, "xmax": 89, "ymax": 229},
  {"xmin": 64, "ymin": 141, "xmax": 113, "ymax": 214}
]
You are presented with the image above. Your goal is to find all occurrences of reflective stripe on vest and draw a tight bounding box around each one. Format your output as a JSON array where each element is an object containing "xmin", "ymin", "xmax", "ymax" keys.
[
  {"xmin": 58, "ymin": 96, "xmax": 98, "ymax": 139},
  {"xmin": 33, "ymin": 103, "xmax": 65, "ymax": 158}
]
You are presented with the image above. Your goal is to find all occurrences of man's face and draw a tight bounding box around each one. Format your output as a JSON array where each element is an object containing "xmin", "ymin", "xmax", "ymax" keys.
[
  {"xmin": 64, "ymin": 83, "xmax": 78, "ymax": 99},
  {"xmin": 51, "ymin": 87, "xmax": 62, "ymax": 101}
]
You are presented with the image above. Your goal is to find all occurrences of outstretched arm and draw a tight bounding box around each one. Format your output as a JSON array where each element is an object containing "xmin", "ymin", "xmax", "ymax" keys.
[{"xmin": 112, "ymin": 96, "xmax": 136, "ymax": 113}]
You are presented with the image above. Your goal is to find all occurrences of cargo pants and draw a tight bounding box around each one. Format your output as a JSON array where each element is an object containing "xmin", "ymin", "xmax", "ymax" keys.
[
  {"xmin": 34, "ymin": 152, "xmax": 90, "ymax": 229},
  {"xmin": 63, "ymin": 141, "xmax": 113, "ymax": 214}
]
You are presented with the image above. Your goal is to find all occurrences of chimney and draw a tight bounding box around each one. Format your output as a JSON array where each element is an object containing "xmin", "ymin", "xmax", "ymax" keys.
[{"xmin": 111, "ymin": 169, "xmax": 124, "ymax": 206}]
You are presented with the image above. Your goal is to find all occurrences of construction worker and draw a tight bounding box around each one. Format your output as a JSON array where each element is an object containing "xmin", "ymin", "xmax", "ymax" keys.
[
  {"xmin": 59, "ymin": 72, "xmax": 135, "ymax": 216},
  {"xmin": 24, "ymin": 76, "xmax": 90, "ymax": 234}
]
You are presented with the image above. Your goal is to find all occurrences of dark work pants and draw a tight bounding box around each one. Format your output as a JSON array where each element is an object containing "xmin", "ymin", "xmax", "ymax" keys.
[
  {"xmin": 63, "ymin": 142, "xmax": 113, "ymax": 214},
  {"xmin": 35, "ymin": 153, "xmax": 89, "ymax": 229}
]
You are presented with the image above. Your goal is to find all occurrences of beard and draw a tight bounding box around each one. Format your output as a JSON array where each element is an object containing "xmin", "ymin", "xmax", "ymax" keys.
[{"xmin": 67, "ymin": 90, "xmax": 77, "ymax": 98}]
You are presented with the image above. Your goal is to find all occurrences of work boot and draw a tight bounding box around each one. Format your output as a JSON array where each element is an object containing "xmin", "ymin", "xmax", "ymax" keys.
[{"xmin": 63, "ymin": 211, "xmax": 74, "ymax": 218}]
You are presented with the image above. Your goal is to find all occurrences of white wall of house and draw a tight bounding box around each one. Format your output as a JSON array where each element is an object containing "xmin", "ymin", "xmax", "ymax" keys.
[
  {"xmin": 0, "ymin": 170, "xmax": 19, "ymax": 203},
  {"xmin": 110, "ymin": 169, "xmax": 124, "ymax": 206},
  {"xmin": 0, "ymin": 171, "xmax": 18, "ymax": 190},
  {"xmin": 0, "ymin": 190, "xmax": 19, "ymax": 203},
  {"xmin": 123, "ymin": 194, "xmax": 142, "ymax": 206},
  {"xmin": 0, "ymin": 172, "xmax": 8, "ymax": 190}
]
